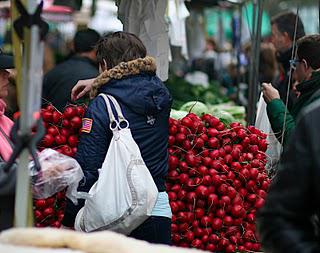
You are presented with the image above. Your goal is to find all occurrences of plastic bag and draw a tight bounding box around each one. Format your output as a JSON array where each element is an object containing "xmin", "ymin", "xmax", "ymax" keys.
[
  {"xmin": 75, "ymin": 94, "xmax": 158, "ymax": 234},
  {"xmin": 255, "ymin": 93, "xmax": 282, "ymax": 170},
  {"xmin": 29, "ymin": 149, "xmax": 84, "ymax": 204}
]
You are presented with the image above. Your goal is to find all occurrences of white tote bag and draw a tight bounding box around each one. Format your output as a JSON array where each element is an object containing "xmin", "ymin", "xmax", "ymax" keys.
[
  {"xmin": 255, "ymin": 93, "xmax": 282, "ymax": 169},
  {"xmin": 75, "ymin": 94, "xmax": 158, "ymax": 234}
]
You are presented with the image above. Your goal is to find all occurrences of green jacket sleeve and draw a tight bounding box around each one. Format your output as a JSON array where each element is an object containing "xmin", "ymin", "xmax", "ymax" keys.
[{"xmin": 266, "ymin": 99, "xmax": 295, "ymax": 146}]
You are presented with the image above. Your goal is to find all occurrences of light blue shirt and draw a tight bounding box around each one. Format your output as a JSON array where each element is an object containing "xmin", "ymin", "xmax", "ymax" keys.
[{"xmin": 151, "ymin": 192, "xmax": 172, "ymax": 219}]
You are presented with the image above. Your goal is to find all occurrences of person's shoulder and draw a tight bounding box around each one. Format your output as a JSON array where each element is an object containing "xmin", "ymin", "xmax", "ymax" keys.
[{"xmin": 297, "ymin": 98, "xmax": 320, "ymax": 123}]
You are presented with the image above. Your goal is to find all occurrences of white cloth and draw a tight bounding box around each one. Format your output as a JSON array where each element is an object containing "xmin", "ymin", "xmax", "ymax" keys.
[
  {"xmin": 167, "ymin": 0, "xmax": 190, "ymax": 59},
  {"xmin": 116, "ymin": 0, "xmax": 170, "ymax": 81}
]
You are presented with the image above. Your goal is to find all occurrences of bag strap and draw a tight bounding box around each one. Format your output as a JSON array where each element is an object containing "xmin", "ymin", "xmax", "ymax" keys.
[
  {"xmin": 99, "ymin": 94, "xmax": 129, "ymax": 130},
  {"xmin": 0, "ymin": 125, "xmax": 14, "ymax": 149}
]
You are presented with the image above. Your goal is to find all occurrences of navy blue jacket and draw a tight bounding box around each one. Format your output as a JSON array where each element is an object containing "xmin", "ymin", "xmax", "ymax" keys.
[{"xmin": 62, "ymin": 72, "xmax": 172, "ymax": 227}]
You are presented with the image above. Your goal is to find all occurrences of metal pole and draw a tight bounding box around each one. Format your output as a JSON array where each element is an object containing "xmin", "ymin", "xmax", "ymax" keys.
[
  {"xmin": 253, "ymin": 0, "xmax": 264, "ymax": 93},
  {"xmin": 319, "ymin": 0, "xmax": 320, "ymax": 33},
  {"xmin": 247, "ymin": 0, "xmax": 258, "ymax": 125},
  {"xmin": 236, "ymin": 4, "xmax": 243, "ymax": 103},
  {"xmin": 14, "ymin": 0, "xmax": 44, "ymax": 228}
]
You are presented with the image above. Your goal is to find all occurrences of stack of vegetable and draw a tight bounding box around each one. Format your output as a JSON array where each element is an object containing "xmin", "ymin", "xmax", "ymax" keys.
[
  {"xmin": 167, "ymin": 113, "xmax": 270, "ymax": 252},
  {"xmin": 165, "ymin": 75, "xmax": 229, "ymax": 110},
  {"xmin": 33, "ymin": 104, "xmax": 86, "ymax": 228},
  {"xmin": 171, "ymin": 101, "xmax": 246, "ymax": 126}
]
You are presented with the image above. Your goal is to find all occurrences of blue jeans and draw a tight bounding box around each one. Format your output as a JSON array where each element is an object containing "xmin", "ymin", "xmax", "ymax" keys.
[{"xmin": 129, "ymin": 216, "xmax": 171, "ymax": 245}]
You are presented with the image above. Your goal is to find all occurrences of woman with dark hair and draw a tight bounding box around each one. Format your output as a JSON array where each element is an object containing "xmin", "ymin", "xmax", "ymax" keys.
[{"xmin": 62, "ymin": 32, "xmax": 173, "ymax": 245}]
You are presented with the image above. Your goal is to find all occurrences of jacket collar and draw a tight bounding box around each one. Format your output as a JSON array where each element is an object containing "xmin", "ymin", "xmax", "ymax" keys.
[
  {"xmin": 91, "ymin": 56, "xmax": 157, "ymax": 98},
  {"xmin": 296, "ymin": 70, "xmax": 320, "ymax": 94}
]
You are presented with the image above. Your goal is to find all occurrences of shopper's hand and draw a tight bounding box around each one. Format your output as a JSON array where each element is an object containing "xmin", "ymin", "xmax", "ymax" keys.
[
  {"xmin": 71, "ymin": 78, "xmax": 95, "ymax": 101},
  {"xmin": 262, "ymin": 83, "xmax": 280, "ymax": 103}
]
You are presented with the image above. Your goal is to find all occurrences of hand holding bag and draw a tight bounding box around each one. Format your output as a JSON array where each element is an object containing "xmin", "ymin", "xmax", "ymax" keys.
[{"xmin": 75, "ymin": 94, "xmax": 158, "ymax": 234}]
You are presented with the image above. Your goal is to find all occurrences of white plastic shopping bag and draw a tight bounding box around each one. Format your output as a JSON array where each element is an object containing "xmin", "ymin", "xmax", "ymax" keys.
[
  {"xmin": 75, "ymin": 94, "xmax": 158, "ymax": 234},
  {"xmin": 255, "ymin": 93, "xmax": 282, "ymax": 170}
]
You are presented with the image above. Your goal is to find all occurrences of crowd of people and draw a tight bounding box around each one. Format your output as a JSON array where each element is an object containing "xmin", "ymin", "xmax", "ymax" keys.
[{"xmin": 0, "ymin": 6, "xmax": 320, "ymax": 252}]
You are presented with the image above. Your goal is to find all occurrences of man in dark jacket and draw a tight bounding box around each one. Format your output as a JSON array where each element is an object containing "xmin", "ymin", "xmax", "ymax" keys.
[
  {"xmin": 270, "ymin": 11, "xmax": 305, "ymax": 110},
  {"xmin": 42, "ymin": 28, "xmax": 100, "ymax": 111},
  {"xmin": 262, "ymin": 35, "xmax": 320, "ymax": 146},
  {"xmin": 257, "ymin": 99, "xmax": 320, "ymax": 253}
]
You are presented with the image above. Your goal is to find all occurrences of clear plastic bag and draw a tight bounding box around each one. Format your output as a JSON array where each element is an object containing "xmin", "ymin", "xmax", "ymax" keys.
[
  {"xmin": 29, "ymin": 149, "xmax": 84, "ymax": 204},
  {"xmin": 255, "ymin": 93, "xmax": 282, "ymax": 170}
]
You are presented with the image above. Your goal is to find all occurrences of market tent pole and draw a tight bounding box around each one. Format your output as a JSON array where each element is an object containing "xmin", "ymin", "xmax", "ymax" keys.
[
  {"xmin": 11, "ymin": 0, "xmax": 46, "ymax": 227},
  {"xmin": 247, "ymin": 0, "xmax": 257, "ymax": 125},
  {"xmin": 235, "ymin": 4, "xmax": 243, "ymax": 103},
  {"xmin": 247, "ymin": 0, "xmax": 263, "ymax": 125}
]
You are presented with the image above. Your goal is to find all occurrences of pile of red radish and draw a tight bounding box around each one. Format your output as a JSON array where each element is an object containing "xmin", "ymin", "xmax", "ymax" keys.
[
  {"xmin": 167, "ymin": 113, "xmax": 270, "ymax": 252},
  {"xmin": 39, "ymin": 104, "xmax": 86, "ymax": 156},
  {"xmin": 33, "ymin": 103, "xmax": 86, "ymax": 228},
  {"xmin": 33, "ymin": 190, "xmax": 66, "ymax": 228}
]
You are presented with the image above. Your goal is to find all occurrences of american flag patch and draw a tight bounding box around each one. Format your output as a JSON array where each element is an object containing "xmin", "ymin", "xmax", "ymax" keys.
[{"xmin": 81, "ymin": 118, "xmax": 93, "ymax": 133}]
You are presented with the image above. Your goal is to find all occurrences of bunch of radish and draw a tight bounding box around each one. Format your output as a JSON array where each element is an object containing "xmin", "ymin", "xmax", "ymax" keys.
[
  {"xmin": 167, "ymin": 113, "xmax": 270, "ymax": 252},
  {"xmin": 39, "ymin": 104, "xmax": 86, "ymax": 156},
  {"xmin": 33, "ymin": 103, "xmax": 86, "ymax": 228},
  {"xmin": 33, "ymin": 190, "xmax": 66, "ymax": 228}
]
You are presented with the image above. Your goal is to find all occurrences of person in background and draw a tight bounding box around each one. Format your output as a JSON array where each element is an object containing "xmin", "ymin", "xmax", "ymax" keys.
[
  {"xmin": 62, "ymin": 32, "xmax": 173, "ymax": 245},
  {"xmin": 42, "ymin": 28, "xmax": 101, "ymax": 111},
  {"xmin": 257, "ymin": 98, "xmax": 320, "ymax": 253},
  {"xmin": 259, "ymin": 43, "xmax": 278, "ymax": 84},
  {"xmin": 262, "ymin": 35, "xmax": 320, "ymax": 146},
  {"xmin": 0, "ymin": 51, "xmax": 17, "ymax": 231},
  {"xmin": 270, "ymin": 11, "xmax": 305, "ymax": 110}
]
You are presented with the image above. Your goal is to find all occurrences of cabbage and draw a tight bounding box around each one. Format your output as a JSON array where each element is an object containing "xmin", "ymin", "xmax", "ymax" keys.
[
  {"xmin": 180, "ymin": 101, "xmax": 209, "ymax": 116},
  {"xmin": 170, "ymin": 109, "xmax": 188, "ymax": 120},
  {"xmin": 211, "ymin": 110, "xmax": 235, "ymax": 126}
]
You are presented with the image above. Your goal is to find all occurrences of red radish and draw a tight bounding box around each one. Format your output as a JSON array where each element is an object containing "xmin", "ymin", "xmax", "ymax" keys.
[
  {"xmin": 211, "ymin": 218, "xmax": 223, "ymax": 230},
  {"xmin": 42, "ymin": 134, "xmax": 55, "ymax": 147},
  {"xmin": 68, "ymin": 135, "xmax": 79, "ymax": 147},
  {"xmin": 186, "ymin": 192, "xmax": 196, "ymax": 203},
  {"xmin": 254, "ymin": 198, "xmax": 265, "ymax": 209},
  {"xmin": 193, "ymin": 227, "xmax": 204, "ymax": 238},
  {"xmin": 179, "ymin": 173, "xmax": 189, "ymax": 184},
  {"xmin": 208, "ymin": 137, "xmax": 219, "ymax": 148},
  {"xmin": 195, "ymin": 185, "xmax": 209, "ymax": 199},
  {"xmin": 206, "ymin": 244, "xmax": 216, "ymax": 251},
  {"xmin": 177, "ymin": 190, "xmax": 187, "ymax": 200},
  {"xmin": 194, "ymin": 208, "xmax": 205, "ymax": 219},
  {"xmin": 201, "ymin": 216, "xmax": 212, "ymax": 227},
  {"xmin": 176, "ymin": 133, "xmax": 186, "ymax": 143},
  {"xmin": 63, "ymin": 107, "xmax": 76, "ymax": 119},
  {"xmin": 209, "ymin": 149, "xmax": 220, "ymax": 159},
  {"xmin": 231, "ymin": 204, "xmax": 245, "ymax": 217},
  {"xmin": 43, "ymin": 207, "xmax": 54, "ymax": 217},
  {"xmin": 208, "ymin": 117, "xmax": 220, "ymax": 127},
  {"xmin": 184, "ymin": 231, "xmax": 194, "ymax": 242},
  {"xmin": 168, "ymin": 192, "xmax": 177, "ymax": 201}
]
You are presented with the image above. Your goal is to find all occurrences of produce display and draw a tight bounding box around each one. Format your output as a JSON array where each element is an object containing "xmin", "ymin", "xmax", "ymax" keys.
[
  {"xmin": 171, "ymin": 101, "xmax": 246, "ymax": 126},
  {"xmin": 165, "ymin": 75, "xmax": 228, "ymax": 110},
  {"xmin": 166, "ymin": 113, "xmax": 270, "ymax": 252},
  {"xmin": 33, "ymin": 104, "xmax": 86, "ymax": 228},
  {"xmin": 32, "ymin": 99, "xmax": 269, "ymax": 253}
]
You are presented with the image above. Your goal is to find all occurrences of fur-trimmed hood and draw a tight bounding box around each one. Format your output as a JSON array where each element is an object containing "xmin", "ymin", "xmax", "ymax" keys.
[{"xmin": 90, "ymin": 56, "xmax": 157, "ymax": 98}]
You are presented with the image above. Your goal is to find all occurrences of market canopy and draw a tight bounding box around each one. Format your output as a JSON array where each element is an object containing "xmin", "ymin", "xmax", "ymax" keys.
[{"xmin": 205, "ymin": 1, "xmax": 271, "ymax": 43}]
